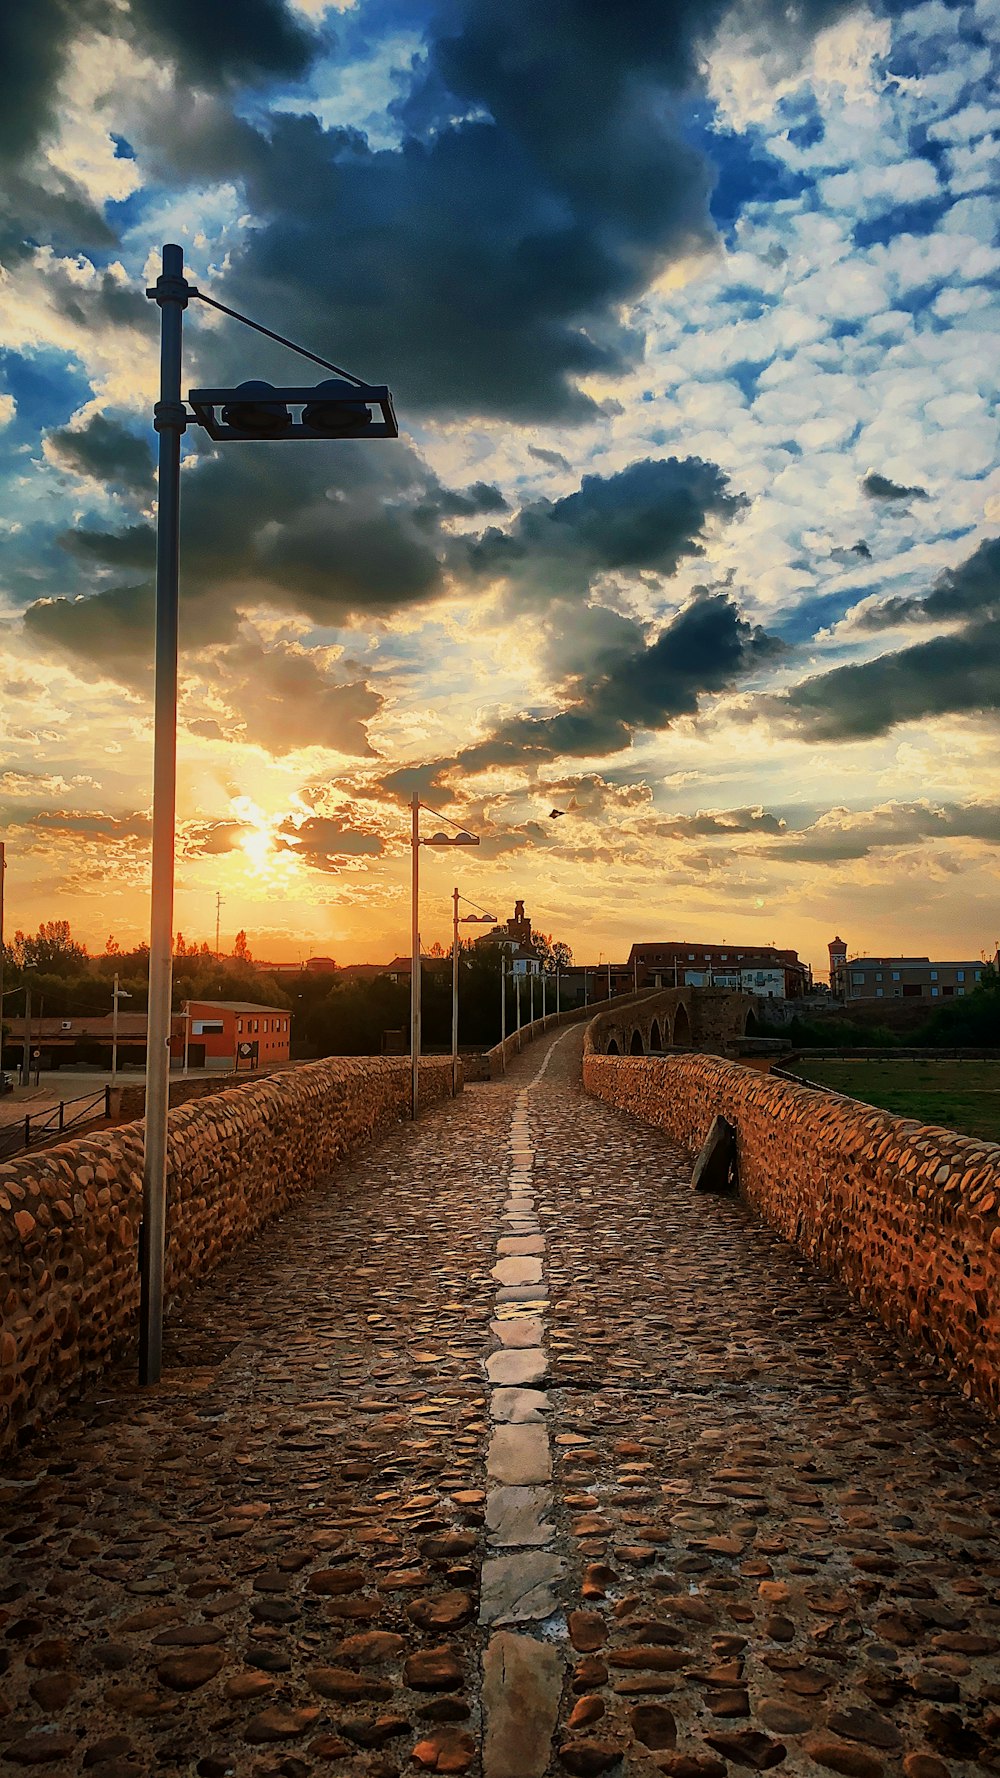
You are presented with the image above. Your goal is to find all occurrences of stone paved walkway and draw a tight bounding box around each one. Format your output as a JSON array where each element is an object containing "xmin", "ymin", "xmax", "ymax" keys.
[{"xmin": 0, "ymin": 1030, "xmax": 998, "ymax": 1778}]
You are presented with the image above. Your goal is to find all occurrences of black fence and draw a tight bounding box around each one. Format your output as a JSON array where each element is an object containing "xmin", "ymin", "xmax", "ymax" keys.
[{"xmin": 0, "ymin": 1088, "xmax": 111, "ymax": 1162}]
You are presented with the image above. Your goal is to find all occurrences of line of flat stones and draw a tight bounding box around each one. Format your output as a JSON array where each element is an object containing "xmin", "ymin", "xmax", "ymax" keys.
[{"xmin": 480, "ymin": 1077, "xmax": 566, "ymax": 1777}]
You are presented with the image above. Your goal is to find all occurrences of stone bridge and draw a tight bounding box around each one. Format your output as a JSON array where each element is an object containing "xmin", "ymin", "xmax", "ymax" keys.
[
  {"xmin": 0, "ymin": 1023, "xmax": 997, "ymax": 1778},
  {"xmin": 583, "ymin": 987, "xmax": 760, "ymax": 1055}
]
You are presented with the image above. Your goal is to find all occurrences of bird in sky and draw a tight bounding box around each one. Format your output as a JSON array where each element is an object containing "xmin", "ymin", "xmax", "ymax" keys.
[{"xmin": 549, "ymin": 808, "xmax": 566, "ymax": 818}]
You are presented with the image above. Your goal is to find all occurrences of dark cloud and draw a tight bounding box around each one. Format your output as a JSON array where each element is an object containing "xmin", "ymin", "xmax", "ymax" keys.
[
  {"xmin": 464, "ymin": 457, "xmax": 747, "ymax": 602},
  {"xmin": 129, "ymin": 0, "xmax": 317, "ymax": 86},
  {"xmin": 278, "ymin": 814, "xmax": 384, "ymax": 871},
  {"xmin": 24, "ymin": 808, "xmax": 151, "ymax": 841},
  {"xmin": 861, "ymin": 471, "xmax": 929, "ymax": 503},
  {"xmin": 47, "ymin": 416, "xmax": 154, "ymax": 494},
  {"xmin": 35, "ymin": 450, "xmax": 746, "ymax": 681},
  {"xmin": 770, "ymin": 536, "xmax": 1000, "ymax": 741},
  {"xmin": 528, "ymin": 446, "xmax": 573, "ymax": 472},
  {"xmin": 830, "ymin": 539, "xmax": 872, "ymax": 564},
  {"xmin": 455, "ymin": 590, "xmax": 784, "ymax": 768},
  {"xmin": 660, "ymin": 806, "xmax": 787, "ymax": 838},
  {"xmin": 22, "ymin": 579, "xmax": 234, "ymax": 686},
  {"xmin": 760, "ymin": 801, "xmax": 1000, "ymax": 863},
  {"xmin": 857, "ymin": 536, "xmax": 1000, "ymax": 630},
  {"xmin": 0, "ymin": 0, "xmax": 317, "ymax": 172},
  {"xmin": 772, "ymin": 623, "xmax": 1000, "ymax": 741},
  {"xmin": 184, "ymin": 0, "xmax": 858, "ymax": 421}
]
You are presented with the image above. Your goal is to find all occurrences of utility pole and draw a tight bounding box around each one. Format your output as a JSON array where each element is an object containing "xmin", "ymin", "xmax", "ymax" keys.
[{"xmin": 215, "ymin": 891, "xmax": 224, "ymax": 960}]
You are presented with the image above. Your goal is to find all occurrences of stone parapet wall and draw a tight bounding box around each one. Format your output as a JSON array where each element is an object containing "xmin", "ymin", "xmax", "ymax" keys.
[
  {"xmin": 583, "ymin": 1051, "xmax": 1000, "ymax": 1416},
  {"xmin": 0, "ymin": 1056, "xmax": 455, "ymax": 1455},
  {"xmin": 110, "ymin": 1064, "xmax": 296, "ymax": 1123}
]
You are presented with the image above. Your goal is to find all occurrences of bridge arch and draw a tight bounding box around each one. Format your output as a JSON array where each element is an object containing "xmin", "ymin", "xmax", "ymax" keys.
[
  {"xmin": 744, "ymin": 1006, "xmax": 758, "ymax": 1035},
  {"xmin": 672, "ymin": 1003, "xmax": 691, "ymax": 1047},
  {"xmin": 629, "ymin": 1028, "xmax": 644, "ymax": 1055},
  {"xmin": 606, "ymin": 1037, "xmax": 620, "ymax": 1054},
  {"xmin": 649, "ymin": 1019, "xmax": 662, "ymax": 1052}
]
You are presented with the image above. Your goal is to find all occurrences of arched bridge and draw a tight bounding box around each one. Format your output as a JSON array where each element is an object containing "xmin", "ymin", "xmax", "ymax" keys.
[{"xmin": 584, "ymin": 984, "xmax": 760, "ymax": 1054}]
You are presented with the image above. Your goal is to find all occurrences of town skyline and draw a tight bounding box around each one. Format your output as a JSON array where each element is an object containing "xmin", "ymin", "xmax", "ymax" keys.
[{"xmin": 2, "ymin": 0, "xmax": 998, "ymax": 981}]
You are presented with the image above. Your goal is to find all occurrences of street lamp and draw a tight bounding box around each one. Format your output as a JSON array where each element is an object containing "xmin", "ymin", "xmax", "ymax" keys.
[
  {"xmin": 140, "ymin": 243, "xmax": 397, "ymax": 1386},
  {"xmin": 111, "ymin": 975, "xmax": 131, "ymax": 1084},
  {"xmin": 409, "ymin": 795, "xmax": 479, "ymax": 1119},
  {"xmin": 453, "ymin": 892, "xmax": 496, "ymax": 1097},
  {"xmin": 19, "ymin": 964, "xmax": 37, "ymax": 1089}
]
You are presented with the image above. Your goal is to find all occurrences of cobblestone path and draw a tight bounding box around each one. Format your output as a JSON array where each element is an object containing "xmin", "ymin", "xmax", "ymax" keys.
[{"xmin": 1, "ymin": 1031, "xmax": 998, "ymax": 1778}]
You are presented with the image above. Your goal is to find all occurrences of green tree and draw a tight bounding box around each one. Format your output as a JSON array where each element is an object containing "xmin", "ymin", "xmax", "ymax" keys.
[{"xmin": 11, "ymin": 919, "xmax": 89, "ymax": 975}]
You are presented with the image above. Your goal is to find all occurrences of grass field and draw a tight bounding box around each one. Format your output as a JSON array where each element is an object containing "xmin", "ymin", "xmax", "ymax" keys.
[{"xmin": 798, "ymin": 1058, "xmax": 1000, "ymax": 1144}]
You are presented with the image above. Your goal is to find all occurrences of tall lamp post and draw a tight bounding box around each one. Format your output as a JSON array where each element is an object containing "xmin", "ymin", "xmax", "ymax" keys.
[
  {"xmin": 409, "ymin": 797, "xmax": 479, "ymax": 1119},
  {"xmin": 452, "ymin": 892, "xmax": 496, "ymax": 1097},
  {"xmin": 111, "ymin": 975, "xmax": 131, "ymax": 1084},
  {"xmin": 140, "ymin": 242, "xmax": 396, "ymax": 1386},
  {"xmin": 19, "ymin": 964, "xmax": 37, "ymax": 1088}
]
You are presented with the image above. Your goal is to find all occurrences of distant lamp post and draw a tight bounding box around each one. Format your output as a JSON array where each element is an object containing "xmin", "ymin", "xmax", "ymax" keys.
[
  {"xmin": 453, "ymin": 893, "xmax": 496, "ymax": 1097},
  {"xmin": 19, "ymin": 963, "xmax": 37, "ymax": 1088},
  {"xmin": 409, "ymin": 796, "xmax": 479, "ymax": 1119},
  {"xmin": 111, "ymin": 975, "xmax": 131, "ymax": 1084},
  {"xmin": 140, "ymin": 242, "xmax": 397, "ymax": 1388}
]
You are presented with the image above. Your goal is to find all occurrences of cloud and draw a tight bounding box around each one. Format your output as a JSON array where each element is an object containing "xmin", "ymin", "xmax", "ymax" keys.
[
  {"xmin": 659, "ymin": 806, "xmax": 787, "ymax": 838},
  {"xmin": 180, "ymin": 819, "xmax": 249, "ymax": 856},
  {"xmin": 768, "ymin": 537, "xmax": 1000, "ymax": 741},
  {"xmin": 455, "ymin": 589, "xmax": 785, "ymax": 768},
  {"xmin": 856, "ymin": 536, "xmax": 1000, "ymax": 630},
  {"xmin": 25, "ymin": 445, "xmax": 498, "ymax": 679},
  {"xmin": 830, "ymin": 539, "xmax": 872, "ymax": 564},
  {"xmin": 175, "ymin": 0, "xmax": 860, "ymax": 422},
  {"xmin": 463, "ymin": 456, "xmax": 748, "ymax": 604},
  {"xmin": 194, "ymin": 637, "xmax": 384, "ymax": 757},
  {"xmin": 0, "ymin": 0, "xmax": 318, "ymax": 172},
  {"xmin": 861, "ymin": 470, "xmax": 929, "ymax": 503},
  {"xmin": 760, "ymin": 801, "xmax": 1000, "ymax": 863},
  {"xmin": 528, "ymin": 446, "xmax": 572, "ymax": 472},
  {"xmin": 46, "ymin": 414, "xmax": 154, "ymax": 493},
  {"xmin": 278, "ymin": 813, "xmax": 385, "ymax": 871},
  {"xmin": 771, "ymin": 625, "xmax": 1000, "ymax": 741}
]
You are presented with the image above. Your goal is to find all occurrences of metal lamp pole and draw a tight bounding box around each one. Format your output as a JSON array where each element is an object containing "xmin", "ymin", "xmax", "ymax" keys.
[
  {"xmin": 141, "ymin": 241, "xmax": 397, "ymax": 1382},
  {"xmin": 111, "ymin": 975, "xmax": 131, "ymax": 1084},
  {"xmin": 408, "ymin": 801, "xmax": 480, "ymax": 1119},
  {"xmin": 515, "ymin": 973, "xmax": 522, "ymax": 1047},
  {"xmin": 500, "ymin": 962, "xmax": 506, "ymax": 1066},
  {"xmin": 140, "ymin": 243, "xmax": 188, "ymax": 1386},
  {"xmin": 20, "ymin": 978, "xmax": 32, "ymax": 1088},
  {"xmin": 452, "ymin": 897, "xmax": 495, "ymax": 1094}
]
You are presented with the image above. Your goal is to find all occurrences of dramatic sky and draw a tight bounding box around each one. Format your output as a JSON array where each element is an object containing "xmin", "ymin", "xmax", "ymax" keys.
[{"xmin": 1, "ymin": 0, "xmax": 998, "ymax": 971}]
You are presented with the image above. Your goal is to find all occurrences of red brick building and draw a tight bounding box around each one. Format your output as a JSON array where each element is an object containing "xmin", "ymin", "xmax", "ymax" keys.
[{"xmin": 174, "ymin": 1001, "xmax": 292, "ymax": 1071}]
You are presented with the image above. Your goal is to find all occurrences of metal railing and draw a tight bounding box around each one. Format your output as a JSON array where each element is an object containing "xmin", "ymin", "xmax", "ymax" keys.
[{"xmin": 0, "ymin": 1088, "xmax": 111, "ymax": 1161}]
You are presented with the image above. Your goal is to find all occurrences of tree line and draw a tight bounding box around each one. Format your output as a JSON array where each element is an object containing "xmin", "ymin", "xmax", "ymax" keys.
[{"xmin": 1, "ymin": 920, "xmax": 574, "ymax": 1058}]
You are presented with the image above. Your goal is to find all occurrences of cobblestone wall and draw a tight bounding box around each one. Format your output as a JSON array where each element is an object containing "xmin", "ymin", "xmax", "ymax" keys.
[
  {"xmin": 0, "ymin": 1056, "xmax": 455, "ymax": 1454},
  {"xmin": 583, "ymin": 1050, "xmax": 1000, "ymax": 1416}
]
